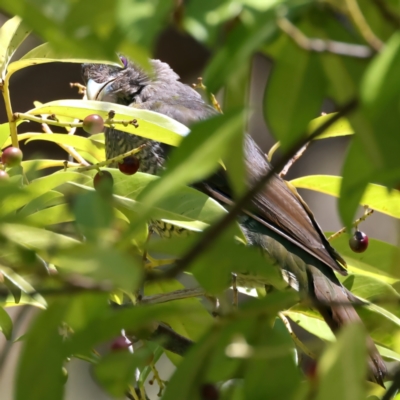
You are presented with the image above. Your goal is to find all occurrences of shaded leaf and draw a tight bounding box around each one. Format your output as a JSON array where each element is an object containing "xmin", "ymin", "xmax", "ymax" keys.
[
  {"xmin": 264, "ymin": 35, "xmax": 326, "ymax": 149},
  {"xmin": 0, "ymin": 307, "xmax": 12, "ymax": 340},
  {"xmin": 316, "ymin": 324, "xmax": 367, "ymax": 400}
]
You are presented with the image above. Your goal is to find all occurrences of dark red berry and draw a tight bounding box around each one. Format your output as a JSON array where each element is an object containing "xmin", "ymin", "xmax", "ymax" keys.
[
  {"xmin": 200, "ymin": 383, "xmax": 219, "ymax": 400},
  {"xmin": 0, "ymin": 170, "xmax": 9, "ymax": 181},
  {"xmin": 93, "ymin": 170, "xmax": 113, "ymax": 195},
  {"xmin": 110, "ymin": 335, "xmax": 132, "ymax": 351},
  {"xmin": 82, "ymin": 114, "xmax": 104, "ymax": 135},
  {"xmin": 118, "ymin": 156, "xmax": 140, "ymax": 175},
  {"xmin": 349, "ymin": 230, "xmax": 369, "ymax": 253},
  {"xmin": 1, "ymin": 147, "xmax": 23, "ymax": 167}
]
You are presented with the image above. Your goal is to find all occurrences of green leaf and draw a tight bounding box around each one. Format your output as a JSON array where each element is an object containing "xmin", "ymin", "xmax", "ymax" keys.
[
  {"xmin": 204, "ymin": 9, "xmax": 278, "ymax": 93},
  {"xmin": 0, "ymin": 265, "xmax": 47, "ymax": 309},
  {"xmin": 145, "ymin": 279, "xmax": 213, "ymax": 364},
  {"xmin": 26, "ymin": 134, "xmax": 105, "ymax": 162},
  {"xmin": 0, "ymin": 0, "xmax": 173, "ymax": 67},
  {"xmin": 94, "ymin": 347, "xmax": 153, "ymax": 397},
  {"xmin": 264, "ymin": 35, "xmax": 326, "ymax": 149},
  {"xmin": 0, "ymin": 16, "xmax": 30, "ymax": 79},
  {"xmin": 0, "ymin": 307, "xmax": 12, "ymax": 340},
  {"xmin": 15, "ymin": 300, "xmax": 68, "ymax": 400},
  {"xmin": 244, "ymin": 318, "xmax": 301, "ymax": 399},
  {"xmin": 27, "ymin": 99, "xmax": 189, "ymax": 146},
  {"xmin": 362, "ymin": 31, "xmax": 400, "ymax": 121},
  {"xmin": 290, "ymin": 175, "xmax": 400, "ymax": 219},
  {"xmin": 72, "ymin": 191, "xmax": 114, "ymax": 241},
  {"xmin": 284, "ymin": 311, "xmax": 335, "ymax": 343},
  {"xmin": 307, "ymin": 114, "xmax": 354, "ymax": 140},
  {"xmin": 0, "ymin": 223, "xmax": 79, "ymax": 253},
  {"xmin": 0, "ymin": 171, "xmax": 88, "ymax": 216},
  {"xmin": 18, "ymin": 190, "xmax": 64, "ymax": 218},
  {"xmin": 183, "ymin": 0, "xmax": 242, "ymax": 45},
  {"xmin": 52, "ymin": 245, "xmax": 142, "ymax": 292},
  {"xmin": 316, "ymin": 324, "xmax": 367, "ymax": 400},
  {"xmin": 24, "ymin": 204, "xmax": 73, "ymax": 227},
  {"xmin": 357, "ymin": 31, "xmax": 400, "ymax": 181},
  {"xmin": 6, "ymin": 42, "xmax": 120, "ymax": 75}
]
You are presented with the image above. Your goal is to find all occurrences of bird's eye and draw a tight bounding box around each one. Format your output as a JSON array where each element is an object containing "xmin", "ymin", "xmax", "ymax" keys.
[{"xmin": 119, "ymin": 56, "xmax": 128, "ymax": 69}]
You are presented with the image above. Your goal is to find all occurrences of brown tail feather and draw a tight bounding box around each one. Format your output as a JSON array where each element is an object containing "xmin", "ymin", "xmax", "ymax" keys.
[{"xmin": 309, "ymin": 265, "xmax": 386, "ymax": 386}]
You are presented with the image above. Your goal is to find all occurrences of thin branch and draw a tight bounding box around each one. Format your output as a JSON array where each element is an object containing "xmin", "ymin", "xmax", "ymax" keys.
[
  {"xmin": 72, "ymin": 144, "xmax": 146, "ymax": 172},
  {"xmin": 140, "ymin": 287, "xmax": 206, "ymax": 305},
  {"xmin": 345, "ymin": 0, "xmax": 384, "ymax": 52},
  {"xmin": 277, "ymin": 17, "xmax": 373, "ymax": 58},
  {"xmin": 42, "ymin": 123, "xmax": 89, "ymax": 166},
  {"xmin": 279, "ymin": 143, "xmax": 309, "ymax": 178},
  {"xmin": 145, "ymin": 98, "xmax": 359, "ymax": 282},
  {"xmin": 328, "ymin": 207, "xmax": 374, "ymax": 241},
  {"xmin": 382, "ymin": 367, "xmax": 400, "ymax": 400}
]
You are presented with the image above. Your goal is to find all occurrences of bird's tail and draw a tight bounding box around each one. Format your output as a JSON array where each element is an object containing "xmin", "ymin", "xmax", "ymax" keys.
[{"xmin": 308, "ymin": 265, "xmax": 386, "ymax": 386}]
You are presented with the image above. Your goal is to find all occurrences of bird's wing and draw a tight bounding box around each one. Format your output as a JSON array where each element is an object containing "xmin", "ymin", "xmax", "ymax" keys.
[{"xmin": 197, "ymin": 135, "xmax": 347, "ymax": 275}]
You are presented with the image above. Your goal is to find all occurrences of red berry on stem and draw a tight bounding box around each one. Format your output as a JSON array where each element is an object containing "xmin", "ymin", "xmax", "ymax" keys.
[
  {"xmin": 110, "ymin": 335, "xmax": 132, "ymax": 351},
  {"xmin": 0, "ymin": 170, "xmax": 10, "ymax": 181},
  {"xmin": 349, "ymin": 230, "xmax": 369, "ymax": 253},
  {"xmin": 82, "ymin": 114, "xmax": 104, "ymax": 135},
  {"xmin": 118, "ymin": 156, "xmax": 140, "ymax": 175},
  {"xmin": 93, "ymin": 170, "xmax": 113, "ymax": 195},
  {"xmin": 1, "ymin": 146, "xmax": 23, "ymax": 167}
]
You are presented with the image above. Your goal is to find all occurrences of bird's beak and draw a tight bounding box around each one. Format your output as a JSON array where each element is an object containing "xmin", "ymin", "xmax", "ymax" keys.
[{"xmin": 86, "ymin": 78, "xmax": 117, "ymax": 102}]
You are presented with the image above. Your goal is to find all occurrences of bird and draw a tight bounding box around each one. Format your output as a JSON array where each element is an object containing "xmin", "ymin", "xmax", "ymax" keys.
[{"xmin": 82, "ymin": 56, "xmax": 386, "ymax": 385}]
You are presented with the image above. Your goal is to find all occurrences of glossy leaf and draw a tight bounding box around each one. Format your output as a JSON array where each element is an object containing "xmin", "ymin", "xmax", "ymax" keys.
[
  {"xmin": 27, "ymin": 100, "xmax": 189, "ymax": 146},
  {"xmin": 290, "ymin": 175, "xmax": 400, "ymax": 219},
  {"xmin": 26, "ymin": 134, "xmax": 105, "ymax": 162},
  {"xmin": 7, "ymin": 42, "xmax": 120, "ymax": 75},
  {"xmin": 0, "ymin": 16, "xmax": 30, "ymax": 79},
  {"xmin": 307, "ymin": 114, "xmax": 354, "ymax": 139},
  {"xmin": 0, "ymin": 265, "xmax": 47, "ymax": 308}
]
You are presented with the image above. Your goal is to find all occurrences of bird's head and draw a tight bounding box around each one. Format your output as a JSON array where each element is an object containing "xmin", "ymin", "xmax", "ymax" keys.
[{"xmin": 82, "ymin": 56, "xmax": 181, "ymax": 106}]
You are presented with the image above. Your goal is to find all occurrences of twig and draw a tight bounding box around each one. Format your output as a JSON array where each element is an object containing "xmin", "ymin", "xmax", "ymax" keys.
[
  {"xmin": 70, "ymin": 82, "xmax": 87, "ymax": 95},
  {"xmin": 42, "ymin": 123, "xmax": 89, "ymax": 166},
  {"xmin": 277, "ymin": 17, "xmax": 373, "ymax": 58},
  {"xmin": 279, "ymin": 143, "xmax": 309, "ymax": 178},
  {"xmin": 267, "ymin": 142, "xmax": 281, "ymax": 162},
  {"xmin": 1, "ymin": 73, "xmax": 19, "ymax": 147},
  {"xmin": 192, "ymin": 77, "xmax": 222, "ymax": 113},
  {"xmin": 382, "ymin": 367, "xmax": 400, "ymax": 400},
  {"xmin": 372, "ymin": 0, "xmax": 400, "ymax": 27},
  {"xmin": 345, "ymin": 0, "xmax": 384, "ymax": 52},
  {"xmin": 328, "ymin": 207, "xmax": 374, "ymax": 241},
  {"xmin": 140, "ymin": 287, "xmax": 206, "ymax": 305},
  {"xmin": 14, "ymin": 112, "xmax": 139, "ymax": 130},
  {"xmin": 72, "ymin": 144, "xmax": 146, "ymax": 172},
  {"xmin": 144, "ymin": 98, "xmax": 359, "ymax": 282}
]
